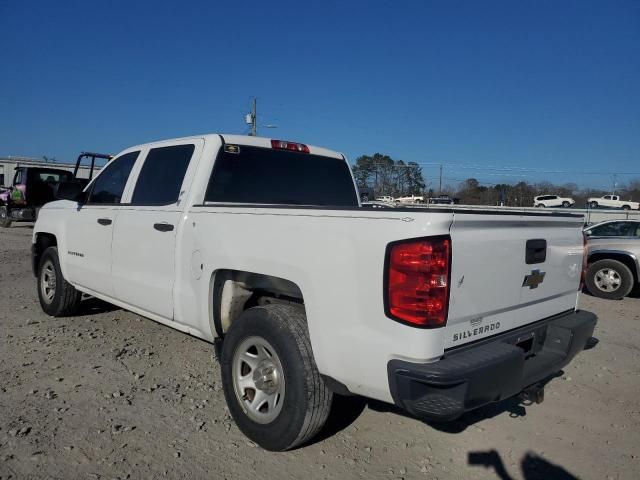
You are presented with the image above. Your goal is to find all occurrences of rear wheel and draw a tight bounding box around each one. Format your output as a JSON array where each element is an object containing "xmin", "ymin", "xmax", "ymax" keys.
[
  {"xmin": 37, "ymin": 246, "xmax": 81, "ymax": 316},
  {"xmin": 585, "ymin": 259, "xmax": 633, "ymax": 300},
  {"xmin": 220, "ymin": 304, "xmax": 333, "ymax": 451},
  {"xmin": 0, "ymin": 206, "xmax": 11, "ymax": 228},
  {"xmin": 622, "ymin": 205, "xmax": 631, "ymax": 211}
]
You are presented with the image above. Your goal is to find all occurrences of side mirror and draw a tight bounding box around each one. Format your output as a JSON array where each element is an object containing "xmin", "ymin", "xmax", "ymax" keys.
[{"xmin": 55, "ymin": 181, "xmax": 85, "ymax": 203}]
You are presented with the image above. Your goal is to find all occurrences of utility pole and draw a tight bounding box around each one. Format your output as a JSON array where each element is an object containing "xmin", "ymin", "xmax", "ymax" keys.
[
  {"xmin": 246, "ymin": 97, "xmax": 257, "ymax": 136},
  {"xmin": 438, "ymin": 164, "xmax": 443, "ymax": 196}
]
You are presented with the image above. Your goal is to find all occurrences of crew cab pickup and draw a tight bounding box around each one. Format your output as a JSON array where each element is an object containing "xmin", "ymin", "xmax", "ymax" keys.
[
  {"xmin": 588, "ymin": 195, "xmax": 640, "ymax": 210},
  {"xmin": 32, "ymin": 134, "xmax": 596, "ymax": 451}
]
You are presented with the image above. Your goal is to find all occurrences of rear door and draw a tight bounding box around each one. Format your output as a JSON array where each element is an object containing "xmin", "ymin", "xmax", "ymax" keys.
[
  {"xmin": 111, "ymin": 140, "xmax": 203, "ymax": 320},
  {"xmin": 444, "ymin": 212, "xmax": 584, "ymax": 349}
]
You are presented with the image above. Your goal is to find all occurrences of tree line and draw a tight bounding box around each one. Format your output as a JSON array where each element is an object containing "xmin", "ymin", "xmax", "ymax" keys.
[
  {"xmin": 448, "ymin": 178, "xmax": 640, "ymax": 207},
  {"xmin": 351, "ymin": 153, "xmax": 425, "ymax": 197},
  {"xmin": 352, "ymin": 153, "xmax": 640, "ymax": 206}
]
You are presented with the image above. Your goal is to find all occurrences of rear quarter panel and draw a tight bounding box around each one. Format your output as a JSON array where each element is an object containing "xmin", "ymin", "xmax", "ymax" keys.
[{"xmin": 179, "ymin": 206, "xmax": 454, "ymax": 402}]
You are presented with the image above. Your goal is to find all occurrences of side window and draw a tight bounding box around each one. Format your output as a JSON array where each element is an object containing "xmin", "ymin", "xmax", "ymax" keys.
[
  {"xmin": 589, "ymin": 222, "xmax": 632, "ymax": 237},
  {"xmin": 88, "ymin": 151, "xmax": 139, "ymax": 204},
  {"xmin": 131, "ymin": 144, "xmax": 195, "ymax": 206},
  {"xmin": 604, "ymin": 195, "xmax": 611, "ymax": 200}
]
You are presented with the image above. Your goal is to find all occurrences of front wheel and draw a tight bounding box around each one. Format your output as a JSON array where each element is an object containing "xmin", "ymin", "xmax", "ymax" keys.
[
  {"xmin": 0, "ymin": 206, "xmax": 11, "ymax": 228},
  {"xmin": 585, "ymin": 259, "xmax": 633, "ymax": 300},
  {"xmin": 37, "ymin": 246, "xmax": 82, "ymax": 316},
  {"xmin": 562, "ymin": 201, "xmax": 570, "ymax": 208},
  {"xmin": 590, "ymin": 201, "xmax": 598, "ymax": 209},
  {"xmin": 220, "ymin": 304, "xmax": 333, "ymax": 451}
]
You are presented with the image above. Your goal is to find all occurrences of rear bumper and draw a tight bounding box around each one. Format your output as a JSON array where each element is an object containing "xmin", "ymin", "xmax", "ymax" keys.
[{"xmin": 387, "ymin": 309, "xmax": 597, "ymax": 421}]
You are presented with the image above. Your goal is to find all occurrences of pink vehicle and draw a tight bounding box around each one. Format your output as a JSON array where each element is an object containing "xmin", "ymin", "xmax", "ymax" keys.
[
  {"xmin": 1, "ymin": 152, "xmax": 111, "ymax": 228},
  {"xmin": 1, "ymin": 167, "xmax": 73, "ymax": 227}
]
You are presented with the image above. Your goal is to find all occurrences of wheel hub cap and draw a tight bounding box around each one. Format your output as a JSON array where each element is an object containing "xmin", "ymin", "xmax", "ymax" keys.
[
  {"xmin": 232, "ymin": 336, "xmax": 285, "ymax": 424},
  {"xmin": 40, "ymin": 261, "xmax": 57, "ymax": 303},
  {"xmin": 594, "ymin": 268, "xmax": 621, "ymax": 292},
  {"xmin": 253, "ymin": 360, "xmax": 280, "ymax": 395}
]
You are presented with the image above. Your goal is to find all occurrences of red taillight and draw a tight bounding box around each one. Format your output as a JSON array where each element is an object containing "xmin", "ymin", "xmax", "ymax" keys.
[
  {"xmin": 385, "ymin": 237, "xmax": 451, "ymax": 328},
  {"xmin": 271, "ymin": 139, "xmax": 310, "ymax": 153},
  {"xmin": 579, "ymin": 234, "xmax": 588, "ymax": 291}
]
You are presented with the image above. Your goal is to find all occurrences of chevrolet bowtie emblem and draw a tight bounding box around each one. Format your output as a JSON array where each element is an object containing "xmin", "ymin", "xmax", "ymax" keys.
[{"xmin": 523, "ymin": 269, "xmax": 546, "ymax": 289}]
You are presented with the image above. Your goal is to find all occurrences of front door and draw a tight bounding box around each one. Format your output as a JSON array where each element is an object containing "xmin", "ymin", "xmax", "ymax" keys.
[
  {"xmin": 111, "ymin": 141, "xmax": 202, "ymax": 320},
  {"xmin": 63, "ymin": 151, "xmax": 140, "ymax": 296}
]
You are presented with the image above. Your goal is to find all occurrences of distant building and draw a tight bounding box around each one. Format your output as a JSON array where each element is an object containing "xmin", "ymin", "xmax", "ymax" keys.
[{"xmin": 0, "ymin": 156, "xmax": 102, "ymax": 188}]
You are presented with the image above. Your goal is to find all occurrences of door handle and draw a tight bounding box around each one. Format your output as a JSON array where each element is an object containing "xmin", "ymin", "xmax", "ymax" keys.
[
  {"xmin": 153, "ymin": 223, "xmax": 174, "ymax": 232},
  {"xmin": 97, "ymin": 218, "xmax": 112, "ymax": 226}
]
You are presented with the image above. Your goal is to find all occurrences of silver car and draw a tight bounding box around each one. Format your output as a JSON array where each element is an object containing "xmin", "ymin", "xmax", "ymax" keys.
[{"xmin": 584, "ymin": 220, "xmax": 640, "ymax": 299}]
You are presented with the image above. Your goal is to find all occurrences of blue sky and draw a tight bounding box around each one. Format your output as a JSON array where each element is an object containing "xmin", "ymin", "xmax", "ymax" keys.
[{"xmin": 1, "ymin": 0, "xmax": 638, "ymax": 190}]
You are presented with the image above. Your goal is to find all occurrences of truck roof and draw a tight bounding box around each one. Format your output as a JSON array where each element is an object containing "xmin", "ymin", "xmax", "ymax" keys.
[{"xmin": 126, "ymin": 134, "xmax": 345, "ymax": 160}]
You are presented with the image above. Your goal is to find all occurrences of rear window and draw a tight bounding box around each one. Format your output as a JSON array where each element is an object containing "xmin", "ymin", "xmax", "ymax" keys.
[
  {"xmin": 132, "ymin": 144, "xmax": 195, "ymax": 205},
  {"xmin": 204, "ymin": 145, "xmax": 358, "ymax": 207}
]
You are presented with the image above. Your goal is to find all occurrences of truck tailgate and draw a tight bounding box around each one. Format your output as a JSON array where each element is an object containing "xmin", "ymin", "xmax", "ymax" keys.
[{"xmin": 445, "ymin": 212, "xmax": 584, "ymax": 349}]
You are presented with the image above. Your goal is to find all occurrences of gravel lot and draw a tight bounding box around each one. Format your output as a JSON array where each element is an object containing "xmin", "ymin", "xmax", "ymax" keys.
[{"xmin": 1, "ymin": 225, "xmax": 639, "ymax": 480}]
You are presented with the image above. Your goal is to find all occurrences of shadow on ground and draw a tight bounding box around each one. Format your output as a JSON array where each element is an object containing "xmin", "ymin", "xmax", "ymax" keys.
[
  {"xmin": 469, "ymin": 449, "xmax": 578, "ymax": 480},
  {"xmin": 74, "ymin": 297, "xmax": 121, "ymax": 316}
]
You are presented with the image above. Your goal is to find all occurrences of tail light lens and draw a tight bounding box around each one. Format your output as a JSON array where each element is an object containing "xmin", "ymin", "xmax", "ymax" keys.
[
  {"xmin": 271, "ymin": 139, "xmax": 310, "ymax": 153},
  {"xmin": 385, "ymin": 236, "xmax": 451, "ymax": 328}
]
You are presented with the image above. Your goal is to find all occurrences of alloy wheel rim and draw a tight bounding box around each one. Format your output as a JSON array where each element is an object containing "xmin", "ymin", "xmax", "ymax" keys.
[
  {"xmin": 232, "ymin": 336, "xmax": 285, "ymax": 424},
  {"xmin": 594, "ymin": 268, "xmax": 621, "ymax": 292},
  {"xmin": 40, "ymin": 260, "xmax": 57, "ymax": 303}
]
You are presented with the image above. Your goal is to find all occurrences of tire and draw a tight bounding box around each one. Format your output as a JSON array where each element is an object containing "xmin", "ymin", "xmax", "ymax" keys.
[
  {"xmin": 590, "ymin": 201, "xmax": 598, "ymax": 209},
  {"xmin": 585, "ymin": 259, "xmax": 634, "ymax": 300},
  {"xmin": 622, "ymin": 205, "xmax": 631, "ymax": 211},
  {"xmin": 0, "ymin": 206, "xmax": 11, "ymax": 228},
  {"xmin": 220, "ymin": 304, "xmax": 333, "ymax": 451},
  {"xmin": 562, "ymin": 201, "xmax": 570, "ymax": 208},
  {"xmin": 37, "ymin": 246, "xmax": 82, "ymax": 316}
]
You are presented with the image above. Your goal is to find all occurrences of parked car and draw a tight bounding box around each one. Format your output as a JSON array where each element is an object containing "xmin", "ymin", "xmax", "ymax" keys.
[
  {"xmin": 358, "ymin": 187, "xmax": 374, "ymax": 203},
  {"xmin": 428, "ymin": 195, "xmax": 458, "ymax": 205},
  {"xmin": 33, "ymin": 134, "xmax": 596, "ymax": 450},
  {"xmin": 375, "ymin": 195, "xmax": 394, "ymax": 203},
  {"xmin": 584, "ymin": 220, "xmax": 640, "ymax": 299},
  {"xmin": 584, "ymin": 220, "xmax": 640, "ymax": 238},
  {"xmin": 588, "ymin": 195, "xmax": 639, "ymax": 210},
  {"xmin": 0, "ymin": 152, "xmax": 111, "ymax": 228},
  {"xmin": 533, "ymin": 195, "xmax": 575, "ymax": 208},
  {"xmin": 0, "ymin": 167, "xmax": 74, "ymax": 227},
  {"xmin": 395, "ymin": 194, "xmax": 424, "ymax": 204}
]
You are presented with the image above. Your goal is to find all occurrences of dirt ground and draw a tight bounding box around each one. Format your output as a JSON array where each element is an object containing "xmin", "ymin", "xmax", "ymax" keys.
[{"xmin": 1, "ymin": 225, "xmax": 639, "ymax": 480}]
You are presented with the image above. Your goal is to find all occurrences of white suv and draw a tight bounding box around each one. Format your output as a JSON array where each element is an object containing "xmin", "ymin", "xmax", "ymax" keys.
[{"xmin": 534, "ymin": 195, "xmax": 575, "ymax": 208}]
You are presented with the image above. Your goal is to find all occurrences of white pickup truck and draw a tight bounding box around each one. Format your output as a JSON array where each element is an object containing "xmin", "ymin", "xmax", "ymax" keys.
[
  {"xmin": 588, "ymin": 195, "xmax": 640, "ymax": 210},
  {"xmin": 32, "ymin": 134, "xmax": 596, "ymax": 451}
]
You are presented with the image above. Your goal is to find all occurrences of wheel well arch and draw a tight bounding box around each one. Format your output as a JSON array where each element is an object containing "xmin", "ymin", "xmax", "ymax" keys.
[
  {"xmin": 209, "ymin": 269, "xmax": 305, "ymax": 337},
  {"xmin": 32, "ymin": 232, "xmax": 58, "ymax": 276},
  {"xmin": 588, "ymin": 251, "xmax": 639, "ymax": 284}
]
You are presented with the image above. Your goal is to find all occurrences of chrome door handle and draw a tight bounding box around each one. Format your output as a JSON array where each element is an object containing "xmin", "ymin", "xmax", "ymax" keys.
[{"xmin": 97, "ymin": 218, "xmax": 112, "ymax": 226}]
